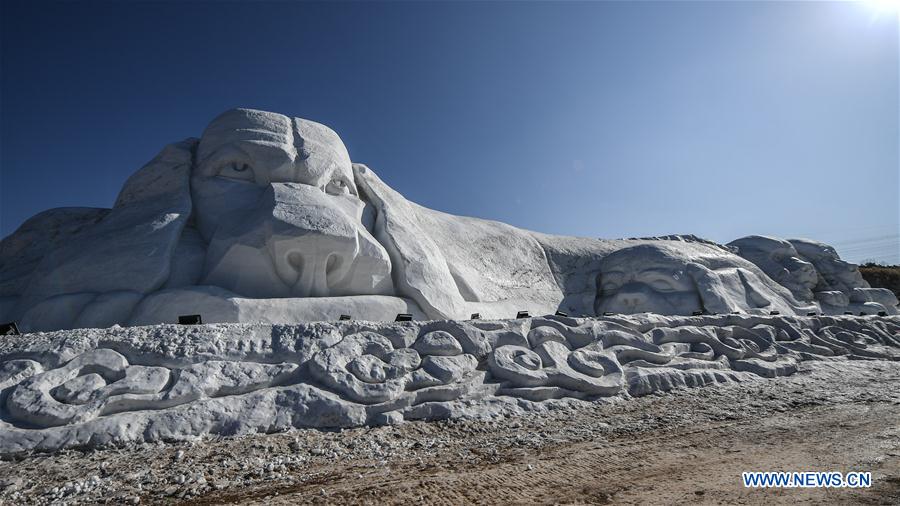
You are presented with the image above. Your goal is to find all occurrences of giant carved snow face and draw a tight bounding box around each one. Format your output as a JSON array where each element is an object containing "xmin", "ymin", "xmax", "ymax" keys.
[
  {"xmin": 191, "ymin": 109, "xmax": 393, "ymax": 298},
  {"xmin": 595, "ymin": 245, "xmax": 703, "ymax": 315}
]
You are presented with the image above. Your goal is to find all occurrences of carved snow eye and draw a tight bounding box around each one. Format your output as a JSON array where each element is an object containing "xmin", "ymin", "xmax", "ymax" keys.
[
  {"xmin": 218, "ymin": 162, "xmax": 254, "ymax": 181},
  {"xmin": 325, "ymin": 177, "xmax": 353, "ymax": 196},
  {"xmin": 601, "ymin": 281, "xmax": 622, "ymax": 292},
  {"xmin": 600, "ymin": 272, "xmax": 625, "ymax": 293},
  {"xmin": 648, "ymin": 279, "xmax": 677, "ymax": 292}
]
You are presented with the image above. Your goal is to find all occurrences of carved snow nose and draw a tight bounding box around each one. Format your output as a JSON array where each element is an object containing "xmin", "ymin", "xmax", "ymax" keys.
[
  {"xmin": 614, "ymin": 290, "xmax": 648, "ymax": 309},
  {"xmin": 271, "ymin": 234, "xmax": 355, "ymax": 297},
  {"xmin": 265, "ymin": 183, "xmax": 359, "ymax": 297},
  {"xmin": 201, "ymin": 181, "xmax": 389, "ymax": 299}
]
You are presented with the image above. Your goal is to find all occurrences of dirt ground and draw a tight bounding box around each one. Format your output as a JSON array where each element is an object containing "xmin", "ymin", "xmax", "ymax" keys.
[{"xmin": 3, "ymin": 359, "xmax": 900, "ymax": 505}]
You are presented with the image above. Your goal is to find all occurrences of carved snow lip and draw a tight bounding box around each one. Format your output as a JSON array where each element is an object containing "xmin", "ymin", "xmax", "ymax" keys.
[{"xmin": 126, "ymin": 288, "xmax": 428, "ymax": 326}]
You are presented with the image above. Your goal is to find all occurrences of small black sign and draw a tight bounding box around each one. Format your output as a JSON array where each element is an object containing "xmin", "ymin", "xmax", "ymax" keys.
[
  {"xmin": 1, "ymin": 321, "xmax": 20, "ymax": 336},
  {"xmin": 394, "ymin": 313, "xmax": 413, "ymax": 322},
  {"xmin": 516, "ymin": 311, "xmax": 531, "ymax": 319},
  {"xmin": 178, "ymin": 314, "xmax": 202, "ymax": 325},
  {"xmin": 338, "ymin": 314, "xmax": 352, "ymax": 321},
  {"xmin": 769, "ymin": 311, "xmax": 780, "ymax": 316},
  {"xmin": 470, "ymin": 313, "xmax": 481, "ymax": 320}
]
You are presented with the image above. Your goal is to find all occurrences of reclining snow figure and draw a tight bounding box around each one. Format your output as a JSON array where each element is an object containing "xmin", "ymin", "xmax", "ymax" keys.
[
  {"xmin": 0, "ymin": 108, "xmax": 896, "ymax": 333},
  {"xmin": 594, "ymin": 241, "xmax": 819, "ymax": 316},
  {"xmin": 725, "ymin": 236, "xmax": 818, "ymax": 302},
  {"xmin": 727, "ymin": 236, "xmax": 898, "ymax": 316}
]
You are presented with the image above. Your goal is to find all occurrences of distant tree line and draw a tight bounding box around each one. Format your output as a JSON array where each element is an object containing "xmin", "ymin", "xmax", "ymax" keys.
[{"xmin": 859, "ymin": 263, "xmax": 900, "ymax": 298}]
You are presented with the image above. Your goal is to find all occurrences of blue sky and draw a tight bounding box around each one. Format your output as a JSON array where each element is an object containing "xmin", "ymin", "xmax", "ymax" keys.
[{"xmin": 1, "ymin": 1, "xmax": 898, "ymax": 263}]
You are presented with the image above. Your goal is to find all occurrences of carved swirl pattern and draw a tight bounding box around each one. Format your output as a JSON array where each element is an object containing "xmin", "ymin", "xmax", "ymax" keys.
[
  {"xmin": 1, "ymin": 316, "xmax": 898, "ymax": 442},
  {"xmin": 5, "ymin": 349, "xmax": 298, "ymax": 428},
  {"xmin": 307, "ymin": 331, "xmax": 478, "ymax": 404}
]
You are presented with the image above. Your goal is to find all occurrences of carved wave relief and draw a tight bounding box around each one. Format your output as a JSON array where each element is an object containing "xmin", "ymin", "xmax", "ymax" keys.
[{"xmin": 0, "ymin": 314, "xmax": 898, "ymax": 455}]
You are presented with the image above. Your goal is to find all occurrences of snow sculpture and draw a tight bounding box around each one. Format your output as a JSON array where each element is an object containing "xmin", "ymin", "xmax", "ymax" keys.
[
  {"xmin": 0, "ymin": 108, "xmax": 896, "ymax": 333},
  {"xmin": 727, "ymin": 235, "xmax": 818, "ymax": 301},
  {"xmin": 307, "ymin": 331, "xmax": 478, "ymax": 404},
  {"xmin": 789, "ymin": 238, "xmax": 899, "ymax": 313},
  {"xmin": 192, "ymin": 109, "xmax": 393, "ymax": 299},
  {"xmin": 594, "ymin": 242, "xmax": 817, "ymax": 316},
  {"xmin": 729, "ymin": 236, "xmax": 898, "ymax": 315},
  {"xmin": 5, "ymin": 349, "xmax": 296, "ymax": 427},
  {"xmin": 1, "ymin": 313, "xmax": 899, "ymax": 455}
]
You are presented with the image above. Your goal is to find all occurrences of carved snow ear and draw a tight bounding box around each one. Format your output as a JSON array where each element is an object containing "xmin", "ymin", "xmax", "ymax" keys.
[
  {"xmin": 18, "ymin": 139, "xmax": 197, "ymax": 311},
  {"xmin": 685, "ymin": 263, "xmax": 738, "ymax": 315},
  {"xmin": 352, "ymin": 163, "xmax": 467, "ymax": 320}
]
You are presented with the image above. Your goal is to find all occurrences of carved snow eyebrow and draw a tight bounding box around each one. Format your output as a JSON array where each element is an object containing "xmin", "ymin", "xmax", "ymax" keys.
[{"xmin": 638, "ymin": 268, "xmax": 679, "ymax": 277}]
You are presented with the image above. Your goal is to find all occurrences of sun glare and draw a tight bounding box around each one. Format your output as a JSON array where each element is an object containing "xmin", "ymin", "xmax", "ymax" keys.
[{"xmin": 860, "ymin": 0, "xmax": 900, "ymax": 21}]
